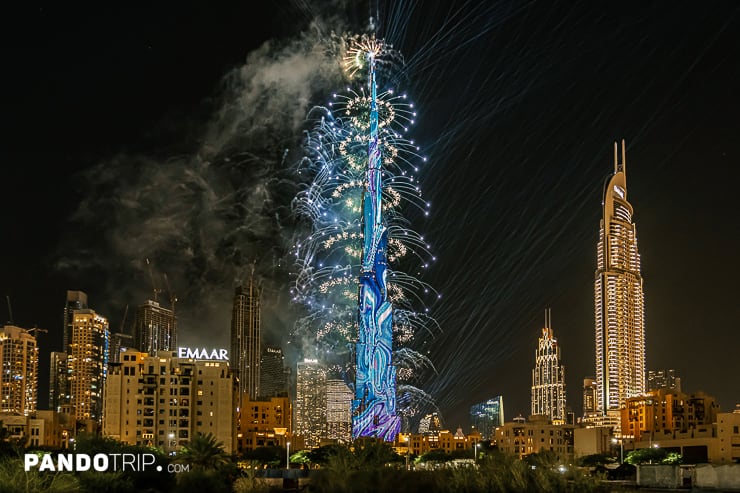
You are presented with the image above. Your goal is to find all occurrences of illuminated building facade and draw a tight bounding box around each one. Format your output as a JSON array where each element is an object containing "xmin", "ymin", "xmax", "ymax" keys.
[
  {"xmin": 531, "ymin": 309, "xmax": 566, "ymax": 423},
  {"xmin": 66, "ymin": 309, "xmax": 109, "ymax": 422},
  {"xmin": 594, "ymin": 140, "xmax": 645, "ymax": 425},
  {"xmin": 63, "ymin": 290, "xmax": 87, "ymax": 350},
  {"xmin": 326, "ymin": 378, "xmax": 352, "ymax": 443},
  {"xmin": 295, "ymin": 359, "xmax": 326, "ymax": 448},
  {"xmin": 352, "ymin": 42, "xmax": 400, "ymax": 442},
  {"xmin": 495, "ymin": 415, "xmax": 575, "ymax": 459},
  {"xmin": 133, "ymin": 300, "xmax": 176, "ymax": 355},
  {"xmin": 231, "ymin": 279, "xmax": 261, "ymax": 401},
  {"xmin": 621, "ymin": 388, "xmax": 718, "ymax": 442},
  {"xmin": 103, "ymin": 350, "xmax": 237, "ymax": 453},
  {"xmin": 236, "ymin": 394, "xmax": 291, "ymax": 453},
  {"xmin": 0, "ymin": 325, "xmax": 38, "ymax": 415},
  {"xmin": 470, "ymin": 396, "xmax": 505, "ymax": 440}
]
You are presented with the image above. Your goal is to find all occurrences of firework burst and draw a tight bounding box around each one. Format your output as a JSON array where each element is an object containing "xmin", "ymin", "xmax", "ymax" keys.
[{"xmin": 291, "ymin": 34, "xmax": 439, "ymax": 430}]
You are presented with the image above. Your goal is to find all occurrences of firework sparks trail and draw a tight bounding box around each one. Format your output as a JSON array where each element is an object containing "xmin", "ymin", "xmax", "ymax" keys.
[
  {"xmin": 290, "ymin": 33, "xmax": 440, "ymax": 433},
  {"xmin": 48, "ymin": 0, "xmax": 733, "ymax": 428}
]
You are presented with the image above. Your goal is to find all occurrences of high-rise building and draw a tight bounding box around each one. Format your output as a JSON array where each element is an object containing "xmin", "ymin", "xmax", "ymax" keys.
[
  {"xmin": 326, "ymin": 379, "xmax": 352, "ymax": 444},
  {"xmin": 66, "ymin": 309, "xmax": 109, "ymax": 422},
  {"xmin": 470, "ymin": 396, "xmax": 505, "ymax": 440},
  {"xmin": 110, "ymin": 333, "xmax": 135, "ymax": 364},
  {"xmin": 103, "ymin": 350, "xmax": 237, "ymax": 453},
  {"xmin": 647, "ymin": 369, "xmax": 681, "ymax": 393},
  {"xmin": 582, "ymin": 377, "xmax": 598, "ymax": 418},
  {"xmin": 49, "ymin": 351, "xmax": 67, "ymax": 411},
  {"xmin": 0, "ymin": 325, "xmax": 38, "ymax": 415},
  {"xmin": 295, "ymin": 359, "xmax": 326, "ymax": 449},
  {"xmin": 132, "ymin": 300, "xmax": 176, "ymax": 354},
  {"xmin": 231, "ymin": 279, "xmax": 261, "ymax": 402},
  {"xmin": 531, "ymin": 309, "xmax": 566, "ymax": 424},
  {"xmin": 57, "ymin": 291, "xmax": 88, "ymax": 414},
  {"xmin": 62, "ymin": 291, "xmax": 87, "ymax": 351},
  {"xmin": 259, "ymin": 345, "xmax": 288, "ymax": 399},
  {"xmin": 594, "ymin": 140, "xmax": 646, "ymax": 425},
  {"xmin": 352, "ymin": 47, "xmax": 400, "ymax": 442}
]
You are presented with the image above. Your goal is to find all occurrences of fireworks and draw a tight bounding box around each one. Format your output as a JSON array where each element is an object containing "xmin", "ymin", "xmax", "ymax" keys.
[{"xmin": 291, "ymin": 34, "xmax": 438, "ymax": 431}]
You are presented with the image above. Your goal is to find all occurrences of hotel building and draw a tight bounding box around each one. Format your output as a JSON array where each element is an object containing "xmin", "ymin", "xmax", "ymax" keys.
[{"xmin": 594, "ymin": 140, "xmax": 646, "ymax": 429}]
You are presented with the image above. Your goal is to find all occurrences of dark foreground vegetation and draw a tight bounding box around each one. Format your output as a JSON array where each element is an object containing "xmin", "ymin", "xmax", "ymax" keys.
[{"xmin": 0, "ymin": 432, "xmax": 626, "ymax": 493}]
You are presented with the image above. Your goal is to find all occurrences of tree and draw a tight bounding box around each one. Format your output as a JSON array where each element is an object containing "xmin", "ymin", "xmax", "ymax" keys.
[
  {"xmin": 577, "ymin": 453, "xmax": 617, "ymax": 468},
  {"xmin": 417, "ymin": 448, "xmax": 453, "ymax": 464},
  {"xmin": 625, "ymin": 447, "xmax": 682, "ymax": 465},
  {"xmin": 177, "ymin": 432, "xmax": 230, "ymax": 471}
]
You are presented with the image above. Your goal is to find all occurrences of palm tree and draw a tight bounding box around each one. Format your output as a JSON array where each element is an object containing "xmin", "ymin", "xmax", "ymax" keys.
[{"xmin": 177, "ymin": 432, "xmax": 230, "ymax": 470}]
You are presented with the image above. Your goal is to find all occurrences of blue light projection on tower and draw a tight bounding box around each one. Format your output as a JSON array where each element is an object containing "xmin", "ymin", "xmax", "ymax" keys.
[
  {"xmin": 352, "ymin": 44, "xmax": 401, "ymax": 440},
  {"xmin": 291, "ymin": 34, "xmax": 438, "ymax": 440}
]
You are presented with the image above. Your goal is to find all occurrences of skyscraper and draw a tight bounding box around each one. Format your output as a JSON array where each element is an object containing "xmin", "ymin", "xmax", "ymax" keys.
[
  {"xmin": 62, "ymin": 291, "xmax": 87, "ymax": 350},
  {"xmin": 259, "ymin": 345, "xmax": 288, "ymax": 399},
  {"xmin": 470, "ymin": 396, "xmax": 505, "ymax": 440},
  {"xmin": 132, "ymin": 300, "xmax": 176, "ymax": 354},
  {"xmin": 326, "ymin": 379, "xmax": 352, "ymax": 443},
  {"xmin": 231, "ymin": 278, "xmax": 261, "ymax": 402},
  {"xmin": 49, "ymin": 351, "xmax": 67, "ymax": 411},
  {"xmin": 352, "ymin": 39, "xmax": 400, "ymax": 442},
  {"xmin": 594, "ymin": 140, "xmax": 646, "ymax": 425},
  {"xmin": 531, "ymin": 309, "xmax": 566, "ymax": 423},
  {"xmin": 0, "ymin": 325, "xmax": 38, "ymax": 415},
  {"xmin": 66, "ymin": 309, "xmax": 109, "ymax": 422},
  {"xmin": 295, "ymin": 359, "xmax": 326, "ymax": 449},
  {"xmin": 582, "ymin": 377, "xmax": 598, "ymax": 418}
]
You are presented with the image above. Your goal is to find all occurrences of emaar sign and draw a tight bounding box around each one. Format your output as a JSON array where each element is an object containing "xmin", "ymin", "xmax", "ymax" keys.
[{"xmin": 177, "ymin": 347, "xmax": 228, "ymax": 361}]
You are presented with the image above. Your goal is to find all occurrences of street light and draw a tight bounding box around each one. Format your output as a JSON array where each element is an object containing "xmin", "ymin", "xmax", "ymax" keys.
[
  {"xmin": 286, "ymin": 441, "xmax": 291, "ymax": 470},
  {"xmin": 168, "ymin": 433, "xmax": 175, "ymax": 455},
  {"xmin": 404, "ymin": 435, "xmax": 410, "ymax": 471},
  {"xmin": 612, "ymin": 437, "xmax": 623, "ymax": 464},
  {"xmin": 475, "ymin": 442, "xmax": 481, "ymax": 464}
]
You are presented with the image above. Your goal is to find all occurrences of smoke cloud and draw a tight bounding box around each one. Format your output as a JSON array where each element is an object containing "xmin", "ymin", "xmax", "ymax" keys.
[{"xmin": 57, "ymin": 24, "xmax": 347, "ymax": 351}]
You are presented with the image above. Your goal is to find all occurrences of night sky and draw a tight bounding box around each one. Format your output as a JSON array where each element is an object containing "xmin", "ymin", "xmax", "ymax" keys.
[{"xmin": 2, "ymin": 1, "xmax": 739, "ymax": 430}]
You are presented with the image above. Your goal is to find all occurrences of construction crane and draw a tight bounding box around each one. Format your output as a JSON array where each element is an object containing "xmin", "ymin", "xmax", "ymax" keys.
[
  {"xmin": 119, "ymin": 304, "xmax": 129, "ymax": 333},
  {"xmin": 26, "ymin": 327, "xmax": 48, "ymax": 336},
  {"xmin": 145, "ymin": 258, "xmax": 163, "ymax": 303},
  {"xmin": 163, "ymin": 273, "xmax": 177, "ymax": 315}
]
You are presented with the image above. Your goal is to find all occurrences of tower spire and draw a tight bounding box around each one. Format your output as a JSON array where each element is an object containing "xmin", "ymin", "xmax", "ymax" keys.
[
  {"xmin": 614, "ymin": 139, "xmax": 627, "ymax": 176},
  {"xmin": 353, "ymin": 40, "xmax": 400, "ymax": 441}
]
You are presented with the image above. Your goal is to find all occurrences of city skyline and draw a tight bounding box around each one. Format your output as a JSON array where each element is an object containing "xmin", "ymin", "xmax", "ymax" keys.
[{"xmin": 2, "ymin": 2, "xmax": 739, "ymax": 429}]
